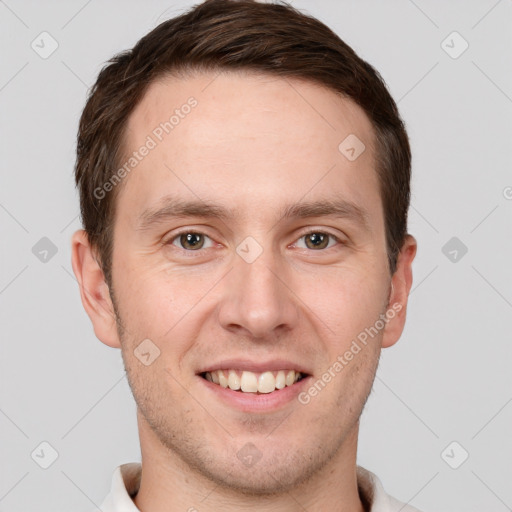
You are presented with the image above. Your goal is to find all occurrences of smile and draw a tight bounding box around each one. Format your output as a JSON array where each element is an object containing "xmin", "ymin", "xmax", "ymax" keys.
[{"xmin": 202, "ymin": 369, "xmax": 305, "ymax": 394}]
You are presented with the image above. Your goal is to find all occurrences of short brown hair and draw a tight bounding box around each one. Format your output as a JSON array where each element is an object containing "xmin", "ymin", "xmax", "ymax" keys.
[{"xmin": 75, "ymin": 0, "xmax": 411, "ymax": 286}]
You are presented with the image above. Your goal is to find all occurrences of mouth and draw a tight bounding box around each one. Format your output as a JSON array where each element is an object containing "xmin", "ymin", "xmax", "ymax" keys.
[{"xmin": 200, "ymin": 369, "xmax": 307, "ymax": 394}]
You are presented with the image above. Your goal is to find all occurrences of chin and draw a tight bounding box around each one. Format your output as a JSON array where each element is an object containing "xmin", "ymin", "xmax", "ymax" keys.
[
  {"xmin": 197, "ymin": 455, "xmax": 317, "ymax": 496},
  {"xmin": 178, "ymin": 433, "xmax": 341, "ymax": 497}
]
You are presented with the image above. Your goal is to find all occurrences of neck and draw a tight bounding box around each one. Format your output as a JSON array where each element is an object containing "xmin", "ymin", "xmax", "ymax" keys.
[{"xmin": 133, "ymin": 412, "xmax": 365, "ymax": 512}]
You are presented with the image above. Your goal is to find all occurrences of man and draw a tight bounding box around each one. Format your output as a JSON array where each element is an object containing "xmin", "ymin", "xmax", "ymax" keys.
[{"xmin": 71, "ymin": 0, "xmax": 420, "ymax": 510}]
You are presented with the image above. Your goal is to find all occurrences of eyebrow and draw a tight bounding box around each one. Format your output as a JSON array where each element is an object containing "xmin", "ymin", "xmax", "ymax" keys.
[{"xmin": 136, "ymin": 195, "xmax": 372, "ymax": 233}]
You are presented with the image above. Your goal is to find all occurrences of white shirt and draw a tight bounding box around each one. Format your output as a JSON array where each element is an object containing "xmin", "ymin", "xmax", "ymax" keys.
[{"xmin": 97, "ymin": 463, "xmax": 424, "ymax": 512}]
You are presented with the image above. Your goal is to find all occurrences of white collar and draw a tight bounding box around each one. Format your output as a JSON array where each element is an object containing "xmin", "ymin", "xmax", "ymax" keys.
[{"xmin": 98, "ymin": 462, "xmax": 423, "ymax": 512}]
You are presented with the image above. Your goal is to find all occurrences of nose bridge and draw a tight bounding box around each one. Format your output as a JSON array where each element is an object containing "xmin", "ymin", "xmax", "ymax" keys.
[{"xmin": 217, "ymin": 247, "xmax": 298, "ymax": 339}]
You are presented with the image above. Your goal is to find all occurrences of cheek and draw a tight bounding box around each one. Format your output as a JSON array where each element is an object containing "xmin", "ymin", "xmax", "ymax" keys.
[
  {"xmin": 112, "ymin": 260, "xmax": 219, "ymax": 374},
  {"xmin": 112, "ymin": 257, "xmax": 196, "ymax": 332},
  {"xmin": 297, "ymin": 263, "xmax": 388, "ymax": 347}
]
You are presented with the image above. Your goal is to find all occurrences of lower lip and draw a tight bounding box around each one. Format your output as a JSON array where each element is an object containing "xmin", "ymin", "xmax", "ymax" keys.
[{"xmin": 198, "ymin": 375, "xmax": 312, "ymax": 413}]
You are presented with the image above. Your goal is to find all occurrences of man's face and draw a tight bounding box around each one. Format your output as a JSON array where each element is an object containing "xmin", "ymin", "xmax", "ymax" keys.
[{"xmin": 109, "ymin": 71, "xmax": 396, "ymax": 492}]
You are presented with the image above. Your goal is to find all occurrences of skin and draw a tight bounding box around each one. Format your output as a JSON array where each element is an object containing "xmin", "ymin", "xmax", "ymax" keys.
[{"xmin": 72, "ymin": 70, "xmax": 417, "ymax": 512}]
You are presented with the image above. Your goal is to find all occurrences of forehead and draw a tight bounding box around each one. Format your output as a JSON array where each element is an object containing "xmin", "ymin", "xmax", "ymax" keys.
[
  {"xmin": 118, "ymin": 70, "xmax": 381, "ymax": 228},
  {"xmin": 130, "ymin": 70, "xmax": 375, "ymax": 153}
]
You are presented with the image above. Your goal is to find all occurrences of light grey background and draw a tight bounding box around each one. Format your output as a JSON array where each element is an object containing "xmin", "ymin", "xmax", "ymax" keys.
[{"xmin": 1, "ymin": 1, "xmax": 511, "ymax": 511}]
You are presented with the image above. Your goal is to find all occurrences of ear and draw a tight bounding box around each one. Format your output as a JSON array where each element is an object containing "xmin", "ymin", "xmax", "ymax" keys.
[
  {"xmin": 381, "ymin": 234, "xmax": 417, "ymax": 349},
  {"xmin": 71, "ymin": 229, "xmax": 121, "ymax": 348}
]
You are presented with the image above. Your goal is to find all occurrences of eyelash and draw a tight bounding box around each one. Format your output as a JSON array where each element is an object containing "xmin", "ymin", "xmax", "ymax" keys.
[{"xmin": 164, "ymin": 228, "xmax": 345, "ymax": 255}]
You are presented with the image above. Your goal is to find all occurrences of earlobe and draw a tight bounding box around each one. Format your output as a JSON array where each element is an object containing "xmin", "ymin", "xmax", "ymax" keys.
[
  {"xmin": 381, "ymin": 234, "xmax": 417, "ymax": 349},
  {"xmin": 71, "ymin": 229, "xmax": 121, "ymax": 349}
]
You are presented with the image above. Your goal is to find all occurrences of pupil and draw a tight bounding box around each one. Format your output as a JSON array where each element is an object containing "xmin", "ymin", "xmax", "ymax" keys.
[
  {"xmin": 307, "ymin": 233, "xmax": 327, "ymax": 249},
  {"xmin": 182, "ymin": 233, "xmax": 203, "ymax": 249}
]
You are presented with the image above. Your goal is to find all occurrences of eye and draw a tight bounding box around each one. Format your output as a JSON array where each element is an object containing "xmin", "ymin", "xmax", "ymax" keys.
[
  {"xmin": 168, "ymin": 231, "xmax": 214, "ymax": 251},
  {"xmin": 294, "ymin": 231, "xmax": 341, "ymax": 250},
  {"xmin": 165, "ymin": 229, "xmax": 343, "ymax": 254}
]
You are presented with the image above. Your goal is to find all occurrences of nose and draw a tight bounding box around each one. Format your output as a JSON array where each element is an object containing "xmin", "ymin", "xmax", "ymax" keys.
[{"xmin": 216, "ymin": 250, "xmax": 299, "ymax": 340}]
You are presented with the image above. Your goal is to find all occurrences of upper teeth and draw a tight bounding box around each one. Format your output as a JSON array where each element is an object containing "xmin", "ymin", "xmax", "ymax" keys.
[{"xmin": 204, "ymin": 369, "xmax": 302, "ymax": 394}]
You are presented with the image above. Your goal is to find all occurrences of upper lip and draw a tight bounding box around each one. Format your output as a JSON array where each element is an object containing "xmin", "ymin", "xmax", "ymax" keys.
[{"xmin": 198, "ymin": 358, "xmax": 311, "ymax": 375}]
